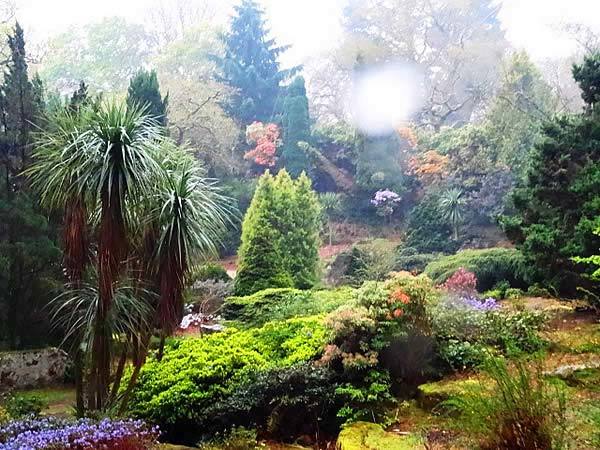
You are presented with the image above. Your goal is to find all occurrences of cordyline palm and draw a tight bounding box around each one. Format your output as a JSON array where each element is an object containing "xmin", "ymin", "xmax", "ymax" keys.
[
  {"xmin": 440, "ymin": 188, "xmax": 465, "ymax": 241},
  {"xmin": 28, "ymin": 108, "xmax": 93, "ymax": 285},
  {"xmin": 27, "ymin": 107, "xmax": 94, "ymax": 414},
  {"xmin": 70, "ymin": 101, "xmax": 162, "ymax": 409},
  {"xmin": 118, "ymin": 150, "xmax": 232, "ymax": 412},
  {"xmin": 156, "ymin": 156, "xmax": 230, "ymax": 336}
]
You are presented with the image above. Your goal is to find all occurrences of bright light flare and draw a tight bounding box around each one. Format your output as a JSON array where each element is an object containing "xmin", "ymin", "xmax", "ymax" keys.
[{"xmin": 349, "ymin": 63, "xmax": 424, "ymax": 136}]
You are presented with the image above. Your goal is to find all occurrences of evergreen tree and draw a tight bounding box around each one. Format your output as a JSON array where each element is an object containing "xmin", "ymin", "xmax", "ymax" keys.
[
  {"xmin": 0, "ymin": 23, "xmax": 61, "ymax": 349},
  {"xmin": 235, "ymin": 171, "xmax": 293, "ymax": 295},
  {"xmin": 1, "ymin": 22, "xmax": 38, "ymax": 174},
  {"xmin": 127, "ymin": 69, "xmax": 168, "ymax": 126},
  {"xmin": 288, "ymin": 172, "xmax": 321, "ymax": 288},
  {"xmin": 234, "ymin": 169, "xmax": 320, "ymax": 295},
  {"xmin": 280, "ymin": 76, "xmax": 311, "ymax": 177},
  {"xmin": 504, "ymin": 53, "xmax": 600, "ymax": 296},
  {"xmin": 216, "ymin": 0, "xmax": 295, "ymax": 125}
]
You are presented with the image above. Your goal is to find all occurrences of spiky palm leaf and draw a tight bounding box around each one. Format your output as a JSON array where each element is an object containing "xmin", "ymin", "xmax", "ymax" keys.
[
  {"xmin": 50, "ymin": 278, "xmax": 155, "ymax": 353},
  {"xmin": 66, "ymin": 101, "xmax": 163, "ymax": 408}
]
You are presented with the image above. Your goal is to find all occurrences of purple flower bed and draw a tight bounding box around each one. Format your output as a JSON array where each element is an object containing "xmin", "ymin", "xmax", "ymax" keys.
[
  {"xmin": 0, "ymin": 417, "xmax": 159, "ymax": 450},
  {"xmin": 459, "ymin": 296, "xmax": 499, "ymax": 311}
]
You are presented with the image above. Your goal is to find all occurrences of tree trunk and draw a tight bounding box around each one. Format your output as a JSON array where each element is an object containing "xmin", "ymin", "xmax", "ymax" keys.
[
  {"xmin": 118, "ymin": 331, "xmax": 151, "ymax": 415},
  {"xmin": 108, "ymin": 344, "xmax": 129, "ymax": 406},
  {"xmin": 94, "ymin": 187, "xmax": 127, "ymax": 409},
  {"xmin": 74, "ymin": 349, "xmax": 85, "ymax": 416}
]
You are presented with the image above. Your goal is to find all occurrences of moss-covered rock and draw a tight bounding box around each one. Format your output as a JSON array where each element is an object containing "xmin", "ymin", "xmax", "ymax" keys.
[
  {"xmin": 336, "ymin": 422, "xmax": 423, "ymax": 450},
  {"xmin": 417, "ymin": 377, "xmax": 487, "ymax": 410}
]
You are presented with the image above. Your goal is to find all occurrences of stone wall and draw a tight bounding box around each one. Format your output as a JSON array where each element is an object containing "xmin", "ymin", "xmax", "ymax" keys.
[{"xmin": 0, "ymin": 348, "xmax": 69, "ymax": 389}]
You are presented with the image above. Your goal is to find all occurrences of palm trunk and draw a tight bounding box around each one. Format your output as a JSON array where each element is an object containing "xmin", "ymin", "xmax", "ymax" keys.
[
  {"xmin": 108, "ymin": 344, "xmax": 128, "ymax": 406},
  {"xmin": 157, "ymin": 333, "xmax": 166, "ymax": 362},
  {"xmin": 118, "ymin": 331, "xmax": 152, "ymax": 415},
  {"xmin": 94, "ymin": 188, "xmax": 127, "ymax": 410},
  {"xmin": 73, "ymin": 349, "xmax": 85, "ymax": 416}
]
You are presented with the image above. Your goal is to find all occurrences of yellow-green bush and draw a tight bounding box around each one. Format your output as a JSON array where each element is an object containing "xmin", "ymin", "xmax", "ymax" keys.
[
  {"xmin": 128, "ymin": 316, "xmax": 328, "ymax": 440},
  {"xmin": 0, "ymin": 406, "xmax": 10, "ymax": 425},
  {"xmin": 223, "ymin": 287, "xmax": 354, "ymax": 326}
]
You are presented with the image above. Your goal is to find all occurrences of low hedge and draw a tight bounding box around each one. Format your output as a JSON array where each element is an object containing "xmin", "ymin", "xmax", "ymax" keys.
[
  {"xmin": 128, "ymin": 316, "xmax": 328, "ymax": 441},
  {"xmin": 223, "ymin": 287, "xmax": 353, "ymax": 326},
  {"xmin": 424, "ymin": 248, "xmax": 529, "ymax": 291}
]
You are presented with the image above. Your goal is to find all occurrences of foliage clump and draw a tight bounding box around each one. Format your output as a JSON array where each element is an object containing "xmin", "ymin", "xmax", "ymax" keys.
[
  {"xmin": 504, "ymin": 52, "xmax": 600, "ymax": 297},
  {"xmin": 223, "ymin": 287, "xmax": 353, "ymax": 326}
]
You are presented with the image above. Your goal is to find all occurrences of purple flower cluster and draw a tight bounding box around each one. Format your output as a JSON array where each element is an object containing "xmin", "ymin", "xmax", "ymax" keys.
[
  {"xmin": 0, "ymin": 417, "xmax": 159, "ymax": 450},
  {"xmin": 370, "ymin": 189, "xmax": 401, "ymax": 207},
  {"xmin": 459, "ymin": 296, "xmax": 499, "ymax": 311}
]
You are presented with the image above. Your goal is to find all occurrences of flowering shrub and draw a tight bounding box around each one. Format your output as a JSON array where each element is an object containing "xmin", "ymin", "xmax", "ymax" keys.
[
  {"xmin": 370, "ymin": 189, "xmax": 401, "ymax": 219},
  {"xmin": 323, "ymin": 274, "xmax": 438, "ymax": 371},
  {"xmin": 430, "ymin": 293, "xmax": 545, "ymax": 370},
  {"xmin": 244, "ymin": 122, "xmax": 279, "ymax": 167},
  {"xmin": 442, "ymin": 267, "xmax": 477, "ymax": 296},
  {"xmin": 0, "ymin": 417, "xmax": 159, "ymax": 450}
]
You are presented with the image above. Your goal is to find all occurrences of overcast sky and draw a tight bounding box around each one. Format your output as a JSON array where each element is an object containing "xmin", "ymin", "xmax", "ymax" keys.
[{"xmin": 15, "ymin": 0, "xmax": 600, "ymax": 64}]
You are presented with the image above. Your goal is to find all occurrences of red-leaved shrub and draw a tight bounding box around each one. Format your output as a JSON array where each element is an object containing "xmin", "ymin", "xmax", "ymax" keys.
[{"xmin": 442, "ymin": 267, "xmax": 477, "ymax": 295}]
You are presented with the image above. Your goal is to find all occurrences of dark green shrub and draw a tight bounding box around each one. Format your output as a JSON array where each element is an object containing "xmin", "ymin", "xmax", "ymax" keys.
[
  {"xmin": 2, "ymin": 394, "xmax": 46, "ymax": 418},
  {"xmin": 424, "ymin": 248, "xmax": 529, "ymax": 291},
  {"xmin": 207, "ymin": 363, "xmax": 341, "ymax": 441},
  {"xmin": 192, "ymin": 263, "xmax": 231, "ymax": 283},
  {"xmin": 128, "ymin": 316, "xmax": 327, "ymax": 441},
  {"xmin": 335, "ymin": 370, "xmax": 394, "ymax": 425},
  {"xmin": 223, "ymin": 287, "xmax": 353, "ymax": 326},
  {"xmin": 394, "ymin": 246, "xmax": 439, "ymax": 273},
  {"xmin": 526, "ymin": 283, "xmax": 553, "ymax": 298},
  {"xmin": 405, "ymin": 194, "xmax": 461, "ymax": 254},
  {"xmin": 447, "ymin": 357, "xmax": 567, "ymax": 450}
]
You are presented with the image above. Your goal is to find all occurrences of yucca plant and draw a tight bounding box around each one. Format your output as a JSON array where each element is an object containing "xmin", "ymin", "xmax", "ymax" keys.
[
  {"xmin": 50, "ymin": 276, "xmax": 154, "ymax": 410},
  {"xmin": 30, "ymin": 100, "xmax": 235, "ymax": 414}
]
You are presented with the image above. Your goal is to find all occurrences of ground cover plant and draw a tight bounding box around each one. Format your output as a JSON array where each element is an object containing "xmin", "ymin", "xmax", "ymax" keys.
[{"xmin": 0, "ymin": 417, "xmax": 159, "ymax": 450}]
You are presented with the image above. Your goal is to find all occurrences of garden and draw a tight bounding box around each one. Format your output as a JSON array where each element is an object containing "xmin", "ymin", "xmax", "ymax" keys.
[{"xmin": 0, "ymin": 0, "xmax": 600, "ymax": 449}]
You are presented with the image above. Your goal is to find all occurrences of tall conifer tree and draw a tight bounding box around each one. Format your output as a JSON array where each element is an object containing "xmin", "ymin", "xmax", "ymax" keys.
[
  {"xmin": 217, "ymin": 0, "xmax": 295, "ymax": 125},
  {"xmin": 280, "ymin": 76, "xmax": 311, "ymax": 177},
  {"xmin": 0, "ymin": 23, "xmax": 61, "ymax": 349}
]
